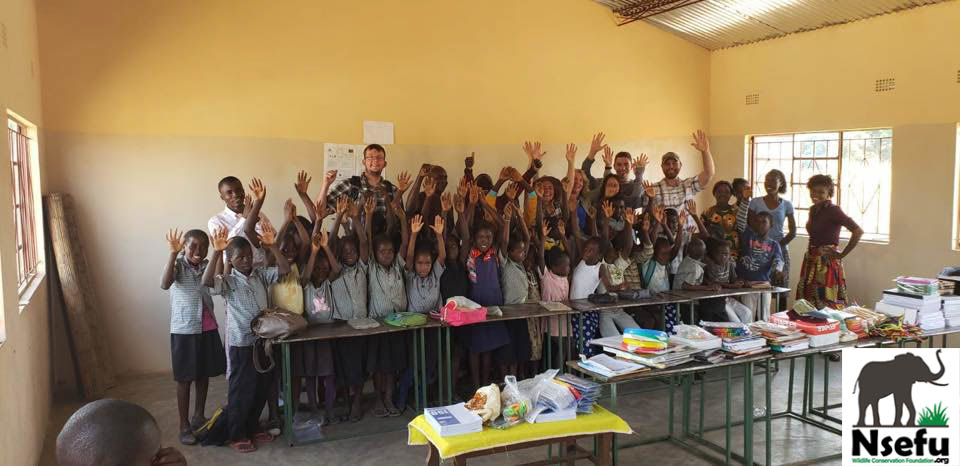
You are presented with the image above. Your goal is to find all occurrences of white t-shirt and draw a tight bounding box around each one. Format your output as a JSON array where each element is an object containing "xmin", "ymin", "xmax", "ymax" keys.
[
  {"xmin": 570, "ymin": 260, "xmax": 603, "ymax": 300},
  {"xmin": 208, "ymin": 207, "xmax": 271, "ymax": 267}
]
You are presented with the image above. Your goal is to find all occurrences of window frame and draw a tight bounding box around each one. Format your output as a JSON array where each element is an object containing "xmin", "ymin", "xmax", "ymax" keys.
[
  {"xmin": 6, "ymin": 112, "xmax": 44, "ymax": 300},
  {"xmin": 747, "ymin": 128, "xmax": 892, "ymax": 244}
]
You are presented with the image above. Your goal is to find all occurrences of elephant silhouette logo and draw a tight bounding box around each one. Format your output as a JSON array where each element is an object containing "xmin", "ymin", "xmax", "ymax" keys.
[{"xmin": 853, "ymin": 349, "xmax": 948, "ymax": 427}]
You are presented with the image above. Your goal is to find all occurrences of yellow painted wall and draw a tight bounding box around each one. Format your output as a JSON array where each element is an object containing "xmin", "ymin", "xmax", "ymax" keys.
[
  {"xmin": 37, "ymin": 0, "xmax": 710, "ymax": 375},
  {"xmin": 709, "ymin": 1, "xmax": 960, "ymax": 308},
  {"xmin": 0, "ymin": 0, "xmax": 50, "ymax": 465}
]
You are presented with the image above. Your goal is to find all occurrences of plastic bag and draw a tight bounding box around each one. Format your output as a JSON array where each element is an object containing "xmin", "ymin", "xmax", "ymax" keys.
[
  {"xmin": 464, "ymin": 383, "xmax": 501, "ymax": 423},
  {"xmin": 495, "ymin": 376, "xmax": 530, "ymax": 429}
]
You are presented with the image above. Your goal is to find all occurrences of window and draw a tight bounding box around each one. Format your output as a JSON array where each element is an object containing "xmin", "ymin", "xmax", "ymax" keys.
[
  {"xmin": 7, "ymin": 113, "xmax": 43, "ymax": 293},
  {"xmin": 748, "ymin": 128, "xmax": 892, "ymax": 243}
]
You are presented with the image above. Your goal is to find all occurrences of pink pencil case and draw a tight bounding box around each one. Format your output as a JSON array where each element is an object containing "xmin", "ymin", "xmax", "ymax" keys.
[{"xmin": 430, "ymin": 300, "xmax": 487, "ymax": 326}]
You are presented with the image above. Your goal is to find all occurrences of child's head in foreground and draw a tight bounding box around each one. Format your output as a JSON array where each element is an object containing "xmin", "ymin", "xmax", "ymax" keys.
[{"xmin": 57, "ymin": 399, "xmax": 183, "ymax": 466}]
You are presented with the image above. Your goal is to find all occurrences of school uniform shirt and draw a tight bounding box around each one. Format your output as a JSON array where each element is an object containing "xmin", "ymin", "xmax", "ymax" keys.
[
  {"xmin": 270, "ymin": 264, "xmax": 303, "ymax": 314},
  {"xmin": 499, "ymin": 251, "xmax": 529, "ymax": 305},
  {"xmin": 598, "ymin": 257, "xmax": 629, "ymax": 293},
  {"xmin": 207, "ymin": 208, "xmax": 271, "ymax": 267},
  {"xmin": 331, "ymin": 260, "xmax": 369, "ymax": 321},
  {"xmin": 368, "ymin": 256, "xmax": 408, "ymax": 319},
  {"xmin": 209, "ymin": 267, "xmax": 281, "ymax": 347},
  {"xmin": 735, "ymin": 199, "xmax": 750, "ymax": 233},
  {"xmin": 622, "ymin": 244, "xmax": 654, "ymax": 290},
  {"xmin": 539, "ymin": 268, "xmax": 569, "ymax": 302},
  {"xmin": 303, "ymin": 281, "xmax": 336, "ymax": 324},
  {"xmin": 737, "ymin": 228, "xmax": 784, "ymax": 282},
  {"xmin": 673, "ymin": 257, "xmax": 705, "ymax": 291},
  {"xmin": 570, "ymin": 260, "xmax": 603, "ymax": 300},
  {"xmin": 169, "ymin": 255, "xmax": 216, "ymax": 334},
  {"xmin": 406, "ymin": 259, "xmax": 445, "ymax": 314},
  {"xmin": 637, "ymin": 259, "xmax": 670, "ymax": 294},
  {"xmin": 704, "ymin": 256, "xmax": 737, "ymax": 286}
]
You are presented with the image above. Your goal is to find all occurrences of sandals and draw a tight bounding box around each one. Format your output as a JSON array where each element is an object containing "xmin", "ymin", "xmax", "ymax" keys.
[
  {"xmin": 372, "ymin": 406, "xmax": 389, "ymax": 418},
  {"xmin": 179, "ymin": 431, "xmax": 197, "ymax": 446},
  {"xmin": 253, "ymin": 431, "xmax": 275, "ymax": 444},
  {"xmin": 190, "ymin": 416, "xmax": 209, "ymax": 431},
  {"xmin": 230, "ymin": 439, "xmax": 256, "ymax": 453}
]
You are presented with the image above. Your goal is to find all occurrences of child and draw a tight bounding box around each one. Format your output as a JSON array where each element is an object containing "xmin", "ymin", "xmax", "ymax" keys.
[
  {"xmin": 597, "ymin": 207, "xmax": 641, "ymax": 337},
  {"xmin": 569, "ymin": 202, "xmax": 617, "ymax": 355},
  {"xmin": 160, "ymin": 228, "xmax": 225, "ymax": 445},
  {"xmin": 702, "ymin": 237, "xmax": 747, "ymax": 322},
  {"xmin": 462, "ymin": 184, "xmax": 510, "ymax": 387},
  {"xmin": 57, "ymin": 399, "xmax": 185, "ymax": 466},
  {"xmin": 405, "ymin": 214, "xmax": 446, "ymax": 314},
  {"xmin": 737, "ymin": 211, "xmax": 784, "ymax": 321},
  {"xmin": 294, "ymin": 227, "xmax": 340, "ymax": 427},
  {"xmin": 328, "ymin": 196, "xmax": 370, "ymax": 423},
  {"xmin": 203, "ymin": 220, "xmax": 290, "ymax": 453},
  {"xmin": 495, "ymin": 203, "xmax": 532, "ymax": 376},
  {"xmin": 366, "ymin": 194, "xmax": 409, "ymax": 417},
  {"xmin": 672, "ymin": 237, "xmax": 720, "ymax": 292},
  {"xmin": 537, "ymin": 217, "xmax": 574, "ymax": 368},
  {"xmin": 632, "ymin": 208, "xmax": 679, "ymax": 332},
  {"xmin": 732, "ymin": 177, "xmax": 752, "ymax": 235}
]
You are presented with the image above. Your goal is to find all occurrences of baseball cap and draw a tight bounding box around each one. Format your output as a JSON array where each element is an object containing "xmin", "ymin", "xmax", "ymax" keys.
[{"xmin": 662, "ymin": 152, "xmax": 680, "ymax": 162}]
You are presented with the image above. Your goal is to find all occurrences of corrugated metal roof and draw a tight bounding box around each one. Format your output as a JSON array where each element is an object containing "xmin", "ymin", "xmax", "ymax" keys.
[{"xmin": 593, "ymin": 0, "xmax": 952, "ymax": 49}]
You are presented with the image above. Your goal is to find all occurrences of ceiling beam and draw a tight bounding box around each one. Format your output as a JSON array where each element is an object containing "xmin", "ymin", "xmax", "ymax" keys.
[{"xmin": 614, "ymin": 0, "xmax": 706, "ymax": 26}]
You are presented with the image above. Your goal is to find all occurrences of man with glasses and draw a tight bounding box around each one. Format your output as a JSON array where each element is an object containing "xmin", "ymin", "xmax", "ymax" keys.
[{"xmin": 325, "ymin": 144, "xmax": 397, "ymax": 231}]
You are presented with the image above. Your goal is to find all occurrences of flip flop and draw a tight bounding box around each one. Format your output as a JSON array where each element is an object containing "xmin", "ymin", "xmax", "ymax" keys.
[
  {"xmin": 372, "ymin": 406, "xmax": 389, "ymax": 418},
  {"xmin": 253, "ymin": 431, "xmax": 274, "ymax": 443},
  {"xmin": 230, "ymin": 440, "xmax": 256, "ymax": 453},
  {"xmin": 190, "ymin": 417, "xmax": 209, "ymax": 431},
  {"xmin": 179, "ymin": 431, "xmax": 197, "ymax": 446},
  {"xmin": 387, "ymin": 406, "xmax": 402, "ymax": 417}
]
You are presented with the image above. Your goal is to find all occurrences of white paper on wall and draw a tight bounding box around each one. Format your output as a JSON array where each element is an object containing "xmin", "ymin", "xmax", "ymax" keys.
[
  {"xmin": 363, "ymin": 120, "xmax": 394, "ymax": 145},
  {"xmin": 323, "ymin": 143, "xmax": 363, "ymax": 184}
]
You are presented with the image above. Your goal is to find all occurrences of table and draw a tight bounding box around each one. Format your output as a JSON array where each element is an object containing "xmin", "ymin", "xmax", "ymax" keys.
[
  {"xmin": 407, "ymin": 405, "xmax": 632, "ymax": 465},
  {"xmin": 665, "ymin": 286, "xmax": 791, "ymax": 325}
]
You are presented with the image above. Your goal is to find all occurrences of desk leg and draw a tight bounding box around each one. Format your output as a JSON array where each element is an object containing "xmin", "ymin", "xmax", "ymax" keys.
[
  {"xmin": 578, "ymin": 313, "xmax": 584, "ymax": 357},
  {"xmin": 436, "ymin": 327, "xmax": 442, "ymax": 406},
  {"xmin": 787, "ymin": 358, "xmax": 795, "ymax": 414},
  {"xmin": 801, "ymin": 356, "xmax": 810, "ymax": 417},
  {"xmin": 681, "ymin": 374, "xmax": 691, "ymax": 439},
  {"xmin": 659, "ymin": 304, "xmax": 666, "ymax": 332},
  {"xmin": 611, "ymin": 383, "xmax": 619, "ymax": 466},
  {"xmin": 420, "ymin": 328, "xmax": 427, "ymax": 409},
  {"xmin": 597, "ymin": 433, "xmax": 613, "ymax": 466},
  {"xmin": 725, "ymin": 366, "xmax": 732, "ymax": 465},
  {"xmin": 446, "ymin": 327, "xmax": 453, "ymax": 405},
  {"xmin": 822, "ymin": 354, "xmax": 829, "ymax": 419},
  {"xmin": 546, "ymin": 317, "xmax": 552, "ymax": 372},
  {"xmin": 743, "ymin": 361, "xmax": 755, "ymax": 466},
  {"xmin": 426, "ymin": 444, "xmax": 441, "ymax": 466},
  {"xmin": 412, "ymin": 331, "xmax": 420, "ymax": 413},
  {"xmin": 668, "ymin": 376, "xmax": 675, "ymax": 439},
  {"xmin": 281, "ymin": 343, "xmax": 294, "ymax": 447},
  {"xmin": 766, "ymin": 360, "xmax": 772, "ymax": 466},
  {"xmin": 698, "ymin": 372, "xmax": 706, "ymax": 437}
]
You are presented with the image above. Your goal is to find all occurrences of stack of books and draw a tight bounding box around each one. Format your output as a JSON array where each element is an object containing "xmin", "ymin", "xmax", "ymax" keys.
[
  {"xmin": 943, "ymin": 296, "xmax": 960, "ymax": 327},
  {"xmin": 750, "ymin": 322, "xmax": 809, "ymax": 353},
  {"xmin": 720, "ymin": 334, "xmax": 769, "ymax": 357},
  {"xmin": 621, "ymin": 328, "xmax": 668, "ymax": 353},
  {"xmin": 879, "ymin": 289, "xmax": 943, "ymax": 330},
  {"xmin": 589, "ymin": 335, "xmax": 700, "ymax": 369},
  {"xmin": 425, "ymin": 403, "xmax": 484, "ymax": 437},
  {"xmin": 577, "ymin": 353, "xmax": 646, "ymax": 377},
  {"xmin": 700, "ymin": 321, "xmax": 751, "ymax": 339},
  {"xmin": 554, "ymin": 374, "xmax": 602, "ymax": 414}
]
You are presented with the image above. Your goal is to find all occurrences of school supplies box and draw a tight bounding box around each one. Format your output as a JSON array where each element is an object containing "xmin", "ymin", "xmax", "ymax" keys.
[{"xmin": 425, "ymin": 403, "xmax": 483, "ymax": 437}]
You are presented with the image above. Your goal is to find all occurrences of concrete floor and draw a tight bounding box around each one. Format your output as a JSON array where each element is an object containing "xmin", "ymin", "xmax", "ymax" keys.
[{"xmin": 39, "ymin": 357, "xmax": 842, "ymax": 465}]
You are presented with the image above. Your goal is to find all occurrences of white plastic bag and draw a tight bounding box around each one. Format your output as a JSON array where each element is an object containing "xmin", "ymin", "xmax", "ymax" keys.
[
  {"xmin": 464, "ymin": 383, "xmax": 501, "ymax": 423},
  {"xmin": 446, "ymin": 296, "xmax": 483, "ymax": 309}
]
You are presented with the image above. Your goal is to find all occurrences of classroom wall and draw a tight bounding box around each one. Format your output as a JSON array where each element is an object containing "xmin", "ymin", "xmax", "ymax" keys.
[
  {"xmin": 0, "ymin": 0, "xmax": 50, "ymax": 464},
  {"xmin": 709, "ymin": 1, "xmax": 960, "ymax": 308},
  {"xmin": 36, "ymin": 0, "xmax": 710, "ymax": 375}
]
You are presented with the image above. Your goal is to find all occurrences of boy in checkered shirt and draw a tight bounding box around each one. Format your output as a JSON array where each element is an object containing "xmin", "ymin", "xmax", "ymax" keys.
[{"xmin": 160, "ymin": 228, "xmax": 225, "ymax": 446}]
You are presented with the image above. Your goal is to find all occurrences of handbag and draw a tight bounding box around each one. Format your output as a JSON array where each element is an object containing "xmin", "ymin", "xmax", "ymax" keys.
[
  {"xmin": 251, "ymin": 307, "xmax": 308, "ymax": 373},
  {"xmin": 430, "ymin": 298, "xmax": 488, "ymax": 326}
]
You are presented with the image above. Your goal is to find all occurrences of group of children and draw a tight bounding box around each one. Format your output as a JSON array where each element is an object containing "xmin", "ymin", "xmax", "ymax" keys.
[{"xmin": 162, "ymin": 135, "xmax": 785, "ymax": 453}]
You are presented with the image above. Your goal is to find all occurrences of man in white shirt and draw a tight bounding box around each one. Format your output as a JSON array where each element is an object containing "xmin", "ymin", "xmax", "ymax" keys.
[{"xmin": 208, "ymin": 176, "xmax": 270, "ymax": 266}]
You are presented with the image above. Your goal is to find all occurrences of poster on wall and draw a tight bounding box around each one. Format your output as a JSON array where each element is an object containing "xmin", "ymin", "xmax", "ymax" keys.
[{"xmin": 323, "ymin": 143, "xmax": 367, "ymax": 183}]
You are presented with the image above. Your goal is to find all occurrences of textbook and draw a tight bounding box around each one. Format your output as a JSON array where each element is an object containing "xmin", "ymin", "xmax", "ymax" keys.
[
  {"xmin": 425, "ymin": 403, "xmax": 483, "ymax": 437},
  {"xmin": 540, "ymin": 301, "xmax": 572, "ymax": 312}
]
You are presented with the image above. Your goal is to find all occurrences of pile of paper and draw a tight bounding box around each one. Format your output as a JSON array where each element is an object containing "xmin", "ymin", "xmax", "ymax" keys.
[
  {"xmin": 554, "ymin": 374, "xmax": 602, "ymax": 414},
  {"xmin": 589, "ymin": 335, "xmax": 700, "ymax": 369},
  {"xmin": 425, "ymin": 403, "xmax": 484, "ymax": 437},
  {"xmin": 879, "ymin": 289, "xmax": 943, "ymax": 330},
  {"xmin": 622, "ymin": 328, "xmax": 669, "ymax": 353},
  {"xmin": 577, "ymin": 353, "xmax": 645, "ymax": 378},
  {"xmin": 750, "ymin": 322, "xmax": 809, "ymax": 353},
  {"xmin": 720, "ymin": 335, "xmax": 768, "ymax": 357},
  {"xmin": 943, "ymin": 296, "xmax": 960, "ymax": 327}
]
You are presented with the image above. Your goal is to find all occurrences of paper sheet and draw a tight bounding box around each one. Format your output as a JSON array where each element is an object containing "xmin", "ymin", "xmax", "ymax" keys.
[
  {"xmin": 323, "ymin": 143, "xmax": 365, "ymax": 184},
  {"xmin": 363, "ymin": 120, "xmax": 394, "ymax": 144}
]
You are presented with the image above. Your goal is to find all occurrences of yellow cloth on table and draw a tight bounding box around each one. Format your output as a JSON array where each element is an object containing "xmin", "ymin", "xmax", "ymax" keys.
[
  {"xmin": 269, "ymin": 264, "xmax": 303, "ymax": 314},
  {"xmin": 407, "ymin": 405, "xmax": 632, "ymax": 460}
]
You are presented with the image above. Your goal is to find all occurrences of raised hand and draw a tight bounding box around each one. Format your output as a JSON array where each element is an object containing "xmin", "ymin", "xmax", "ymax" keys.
[
  {"xmin": 284, "ymin": 198, "xmax": 296, "ymax": 221},
  {"xmin": 678, "ymin": 209, "xmax": 689, "ymax": 228},
  {"xmin": 642, "ymin": 180, "xmax": 656, "ymax": 199},
  {"xmin": 586, "ymin": 205, "xmax": 597, "ymax": 219},
  {"xmin": 430, "ymin": 215, "xmax": 445, "ymax": 235},
  {"xmin": 508, "ymin": 166, "xmax": 522, "ymax": 182},
  {"xmin": 632, "ymin": 154, "xmax": 649, "ymax": 173},
  {"xmin": 453, "ymin": 193, "xmax": 465, "ymax": 213},
  {"xmin": 336, "ymin": 196, "xmax": 349, "ymax": 216},
  {"xmin": 602, "ymin": 200, "xmax": 614, "ymax": 218},
  {"xmin": 418, "ymin": 163, "xmax": 432, "ymax": 178},
  {"xmin": 363, "ymin": 195, "xmax": 375, "ymax": 216},
  {"xmin": 311, "ymin": 231, "xmax": 323, "ymax": 253},
  {"xmin": 249, "ymin": 178, "xmax": 266, "ymax": 202},
  {"xmin": 258, "ymin": 221, "xmax": 277, "ymax": 247},
  {"xmin": 410, "ymin": 214, "xmax": 424, "ymax": 234},
  {"xmin": 601, "ymin": 145, "xmax": 613, "ymax": 167},
  {"xmin": 625, "ymin": 208, "xmax": 636, "ymax": 225},
  {"xmin": 505, "ymin": 182, "xmax": 519, "ymax": 200},
  {"xmin": 324, "ymin": 169, "xmax": 338, "ymax": 185},
  {"xmin": 523, "ymin": 141, "xmax": 545, "ymax": 161},
  {"xmin": 499, "ymin": 167, "xmax": 512, "ymax": 181},
  {"xmin": 396, "ymin": 171, "xmax": 412, "ymax": 193},
  {"xmin": 441, "ymin": 192, "xmax": 453, "ymax": 212},
  {"xmin": 347, "ymin": 199, "xmax": 361, "ymax": 218},
  {"xmin": 691, "ymin": 129, "xmax": 710, "ymax": 152},
  {"xmin": 534, "ymin": 181, "xmax": 546, "ymax": 199},
  {"xmin": 642, "ymin": 213, "xmax": 651, "ymax": 232},
  {"xmin": 423, "ymin": 176, "xmax": 437, "ymax": 197},
  {"xmin": 685, "ymin": 199, "xmax": 698, "ymax": 215},
  {"xmin": 465, "ymin": 152, "xmax": 475, "ymax": 169},
  {"xmin": 457, "ymin": 177, "xmax": 470, "ymax": 198},
  {"xmin": 541, "ymin": 223, "xmax": 551, "ymax": 239},
  {"xmin": 241, "ymin": 194, "xmax": 253, "ymax": 218},
  {"xmin": 166, "ymin": 228, "xmax": 184, "ymax": 253},
  {"xmin": 557, "ymin": 220, "xmax": 566, "ymax": 237},
  {"xmin": 315, "ymin": 200, "xmax": 331, "ymax": 220},
  {"xmin": 469, "ymin": 183, "xmax": 481, "ymax": 205},
  {"xmin": 565, "ymin": 143, "xmax": 577, "ymax": 164},
  {"xmin": 653, "ymin": 204, "xmax": 666, "ymax": 225},
  {"xmin": 588, "ymin": 132, "xmax": 606, "ymax": 158},
  {"xmin": 295, "ymin": 171, "xmax": 312, "ymax": 194}
]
